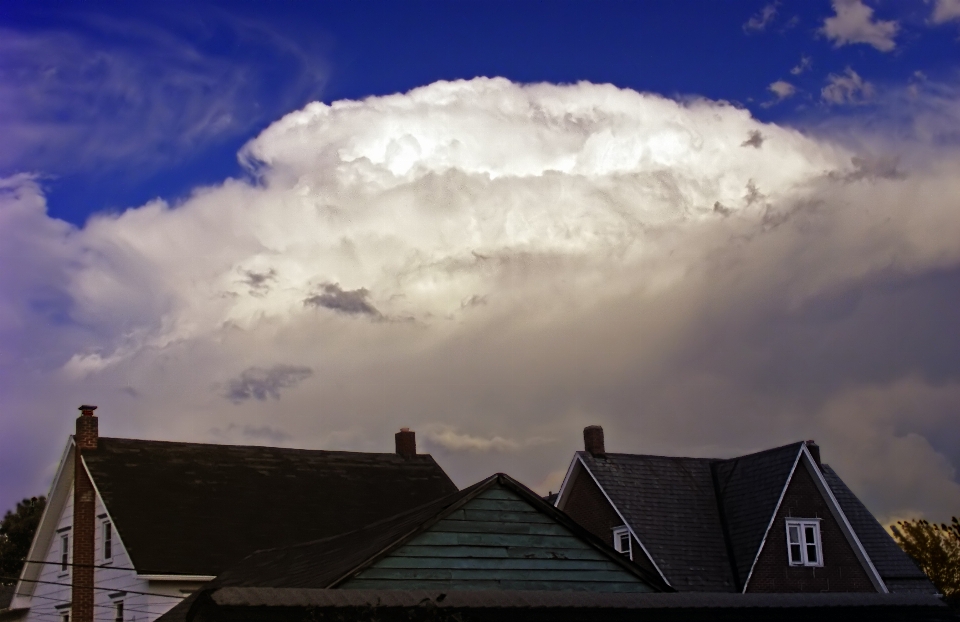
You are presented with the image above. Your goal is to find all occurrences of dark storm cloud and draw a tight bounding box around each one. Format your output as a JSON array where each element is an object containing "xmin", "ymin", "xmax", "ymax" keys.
[
  {"xmin": 225, "ymin": 365, "xmax": 313, "ymax": 402},
  {"xmin": 304, "ymin": 283, "xmax": 380, "ymax": 317}
]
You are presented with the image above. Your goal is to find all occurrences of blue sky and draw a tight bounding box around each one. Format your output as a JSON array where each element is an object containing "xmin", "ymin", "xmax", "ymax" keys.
[
  {"xmin": 2, "ymin": 1, "xmax": 960, "ymax": 523},
  {"xmin": 4, "ymin": 0, "xmax": 959, "ymax": 224}
]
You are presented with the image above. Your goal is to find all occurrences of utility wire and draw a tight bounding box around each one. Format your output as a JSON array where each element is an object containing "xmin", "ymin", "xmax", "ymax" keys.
[
  {"xmin": 0, "ymin": 576, "xmax": 185, "ymax": 599},
  {"xmin": 26, "ymin": 591, "xmax": 183, "ymax": 617},
  {"xmin": 20, "ymin": 560, "xmax": 138, "ymax": 572}
]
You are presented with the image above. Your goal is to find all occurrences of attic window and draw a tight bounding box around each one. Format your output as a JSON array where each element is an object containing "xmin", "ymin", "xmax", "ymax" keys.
[
  {"xmin": 114, "ymin": 601, "xmax": 123, "ymax": 622},
  {"xmin": 60, "ymin": 534, "xmax": 70, "ymax": 573},
  {"xmin": 102, "ymin": 521, "xmax": 113, "ymax": 560},
  {"xmin": 786, "ymin": 519, "xmax": 822, "ymax": 567},
  {"xmin": 613, "ymin": 526, "xmax": 632, "ymax": 560}
]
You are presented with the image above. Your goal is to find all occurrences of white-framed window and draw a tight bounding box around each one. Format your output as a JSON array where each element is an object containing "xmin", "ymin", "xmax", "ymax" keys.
[
  {"xmin": 59, "ymin": 533, "xmax": 70, "ymax": 573},
  {"xmin": 612, "ymin": 526, "xmax": 632, "ymax": 560},
  {"xmin": 113, "ymin": 601, "xmax": 123, "ymax": 622},
  {"xmin": 102, "ymin": 521, "xmax": 113, "ymax": 561},
  {"xmin": 61, "ymin": 611, "xmax": 70, "ymax": 622},
  {"xmin": 786, "ymin": 519, "xmax": 823, "ymax": 566}
]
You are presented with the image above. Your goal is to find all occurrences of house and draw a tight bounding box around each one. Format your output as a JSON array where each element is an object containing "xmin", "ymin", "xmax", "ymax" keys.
[
  {"xmin": 157, "ymin": 475, "xmax": 949, "ymax": 622},
  {"xmin": 8, "ymin": 406, "xmax": 458, "ymax": 622},
  {"xmin": 157, "ymin": 472, "xmax": 672, "ymax": 622},
  {"xmin": 554, "ymin": 426, "xmax": 937, "ymax": 594}
]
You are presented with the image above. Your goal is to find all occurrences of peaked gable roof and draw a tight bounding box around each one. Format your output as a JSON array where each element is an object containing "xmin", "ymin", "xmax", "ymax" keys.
[
  {"xmin": 211, "ymin": 473, "xmax": 667, "ymax": 592},
  {"xmin": 81, "ymin": 437, "xmax": 458, "ymax": 576}
]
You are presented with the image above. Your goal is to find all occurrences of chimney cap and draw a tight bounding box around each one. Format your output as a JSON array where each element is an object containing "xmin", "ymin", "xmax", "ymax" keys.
[{"xmin": 79, "ymin": 405, "xmax": 98, "ymax": 414}]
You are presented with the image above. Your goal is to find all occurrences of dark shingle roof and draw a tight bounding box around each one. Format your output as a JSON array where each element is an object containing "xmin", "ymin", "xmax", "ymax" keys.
[
  {"xmin": 577, "ymin": 442, "xmax": 934, "ymax": 594},
  {"xmin": 578, "ymin": 452, "xmax": 735, "ymax": 591},
  {"xmin": 821, "ymin": 465, "xmax": 932, "ymax": 585},
  {"xmin": 208, "ymin": 473, "xmax": 666, "ymax": 592},
  {"xmin": 713, "ymin": 443, "xmax": 804, "ymax": 587},
  {"xmin": 82, "ymin": 437, "xmax": 458, "ymax": 576}
]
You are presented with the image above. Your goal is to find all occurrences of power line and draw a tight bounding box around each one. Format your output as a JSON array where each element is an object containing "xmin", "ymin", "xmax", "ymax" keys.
[
  {"xmin": 26, "ymin": 591, "xmax": 184, "ymax": 617},
  {"xmin": 0, "ymin": 576, "xmax": 185, "ymax": 599},
  {"xmin": 20, "ymin": 560, "xmax": 138, "ymax": 572}
]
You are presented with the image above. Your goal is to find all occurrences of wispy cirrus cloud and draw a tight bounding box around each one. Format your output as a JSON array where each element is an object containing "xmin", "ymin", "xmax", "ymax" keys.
[
  {"xmin": 743, "ymin": 2, "xmax": 779, "ymax": 33},
  {"xmin": 822, "ymin": 68, "xmax": 875, "ymax": 105},
  {"xmin": 0, "ymin": 10, "xmax": 328, "ymax": 177}
]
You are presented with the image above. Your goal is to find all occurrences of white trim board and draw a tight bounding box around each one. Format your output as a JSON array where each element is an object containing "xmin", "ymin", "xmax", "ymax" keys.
[
  {"xmin": 138, "ymin": 575, "xmax": 216, "ymax": 582},
  {"xmin": 12, "ymin": 440, "xmax": 76, "ymax": 607}
]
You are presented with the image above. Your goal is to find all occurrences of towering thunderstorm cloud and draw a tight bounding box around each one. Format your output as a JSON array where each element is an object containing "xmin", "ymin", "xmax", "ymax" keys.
[{"xmin": 2, "ymin": 78, "xmax": 959, "ymax": 522}]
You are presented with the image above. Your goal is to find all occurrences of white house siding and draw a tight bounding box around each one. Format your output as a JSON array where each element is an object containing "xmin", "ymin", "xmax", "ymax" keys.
[
  {"xmin": 22, "ymin": 483, "xmax": 74, "ymax": 622},
  {"xmin": 20, "ymin": 478, "xmax": 188, "ymax": 622}
]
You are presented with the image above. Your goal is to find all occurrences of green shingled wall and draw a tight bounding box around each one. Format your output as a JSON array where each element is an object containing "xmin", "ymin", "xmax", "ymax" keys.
[{"xmin": 341, "ymin": 485, "xmax": 653, "ymax": 592}]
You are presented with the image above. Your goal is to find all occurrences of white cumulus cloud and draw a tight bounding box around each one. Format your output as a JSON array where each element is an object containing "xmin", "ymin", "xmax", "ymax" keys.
[
  {"xmin": 2, "ymin": 78, "xmax": 960, "ymax": 525},
  {"xmin": 821, "ymin": 0, "xmax": 899, "ymax": 52}
]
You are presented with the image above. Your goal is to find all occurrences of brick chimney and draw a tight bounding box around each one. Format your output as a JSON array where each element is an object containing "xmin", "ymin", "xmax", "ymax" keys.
[
  {"xmin": 584, "ymin": 425, "xmax": 605, "ymax": 457},
  {"xmin": 73, "ymin": 405, "xmax": 98, "ymax": 622},
  {"xmin": 395, "ymin": 427, "xmax": 416, "ymax": 459},
  {"xmin": 806, "ymin": 440, "xmax": 821, "ymax": 469}
]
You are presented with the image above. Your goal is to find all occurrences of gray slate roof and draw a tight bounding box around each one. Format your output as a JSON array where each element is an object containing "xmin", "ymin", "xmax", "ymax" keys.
[{"xmin": 82, "ymin": 437, "xmax": 458, "ymax": 576}]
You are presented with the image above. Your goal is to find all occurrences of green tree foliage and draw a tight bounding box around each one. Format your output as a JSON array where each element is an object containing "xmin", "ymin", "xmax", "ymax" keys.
[
  {"xmin": 0, "ymin": 496, "xmax": 46, "ymax": 585},
  {"xmin": 891, "ymin": 517, "xmax": 960, "ymax": 596}
]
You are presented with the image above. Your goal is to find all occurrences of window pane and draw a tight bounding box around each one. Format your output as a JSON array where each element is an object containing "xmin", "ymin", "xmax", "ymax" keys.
[
  {"xmin": 104, "ymin": 523, "xmax": 112, "ymax": 559},
  {"xmin": 804, "ymin": 525, "xmax": 816, "ymax": 544},
  {"xmin": 790, "ymin": 543, "xmax": 802, "ymax": 564},
  {"xmin": 788, "ymin": 525, "xmax": 800, "ymax": 544},
  {"xmin": 807, "ymin": 542, "xmax": 818, "ymax": 564}
]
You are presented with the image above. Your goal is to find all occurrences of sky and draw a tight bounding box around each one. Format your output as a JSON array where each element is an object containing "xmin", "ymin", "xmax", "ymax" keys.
[{"xmin": 1, "ymin": 0, "xmax": 960, "ymax": 526}]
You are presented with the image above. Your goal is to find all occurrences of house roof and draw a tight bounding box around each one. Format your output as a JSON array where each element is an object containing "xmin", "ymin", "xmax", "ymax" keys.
[
  {"xmin": 821, "ymin": 465, "xmax": 929, "ymax": 582},
  {"xmin": 81, "ymin": 437, "xmax": 458, "ymax": 576},
  {"xmin": 207, "ymin": 473, "xmax": 668, "ymax": 592},
  {"xmin": 182, "ymin": 588, "xmax": 952, "ymax": 622},
  {"xmin": 712, "ymin": 442, "xmax": 804, "ymax": 588},
  {"xmin": 572, "ymin": 442, "xmax": 927, "ymax": 593},
  {"xmin": 576, "ymin": 450, "xmax": 743, "ymax": 591}
]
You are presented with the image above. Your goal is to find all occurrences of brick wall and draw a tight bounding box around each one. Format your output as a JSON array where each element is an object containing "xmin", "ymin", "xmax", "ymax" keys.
[
  {"xmin": 563, "ymin": 466, "xmax": 623, "ymax": 542},
  {"xmin": 746, "ymin": 463, "xmax": 875, "ymax": 593}
]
